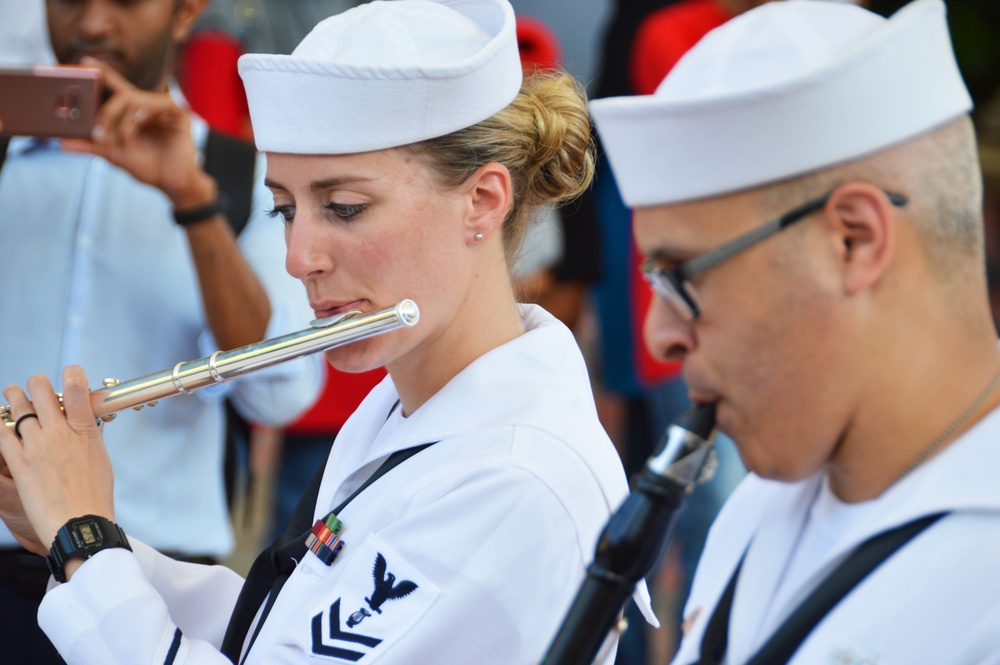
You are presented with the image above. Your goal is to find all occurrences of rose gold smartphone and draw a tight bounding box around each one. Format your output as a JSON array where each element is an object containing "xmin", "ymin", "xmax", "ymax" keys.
[{"xmin": 0, "ymin": 66, "xmax": 104, "ymax": 139}]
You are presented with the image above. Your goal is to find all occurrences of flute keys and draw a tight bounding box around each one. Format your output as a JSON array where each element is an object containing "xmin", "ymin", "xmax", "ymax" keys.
[
  {"xmin": 96, "ymin": 380, "xmax": 123, "ymax": 420},
  {"xmin": 96, "ymin": 378, "xmax": 154, "ymax": 415}
]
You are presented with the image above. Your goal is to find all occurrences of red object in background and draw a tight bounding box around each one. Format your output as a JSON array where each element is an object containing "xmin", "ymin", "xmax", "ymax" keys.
[
  {"xmin": 177, "ymin": 30, "xmax": 251, "ymax": 139},
  {"xmin": 285, "ymin": 363, "xmax": 386, "ymax": 436},
  {"xmin": 630, "ymin": 0, "xmax": 732, "ymax": 97},
  {"xmin": 516, "ymin": 15, "xmax": 561, "ymax": 72}
]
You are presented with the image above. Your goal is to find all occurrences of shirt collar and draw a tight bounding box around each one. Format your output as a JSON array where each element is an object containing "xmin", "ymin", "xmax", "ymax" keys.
[{"xmin": 6, "ymin": 135, "xmax": 60, "ymax": 157}]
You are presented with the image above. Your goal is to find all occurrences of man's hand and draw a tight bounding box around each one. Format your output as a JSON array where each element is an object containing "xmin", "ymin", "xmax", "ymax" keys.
[{"xmin": 62, "ymin": 57, "xmax": 217, "ymax": 209}]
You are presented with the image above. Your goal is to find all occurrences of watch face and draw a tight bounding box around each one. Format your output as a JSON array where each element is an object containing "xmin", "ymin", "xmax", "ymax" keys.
[{"xmin": 71, "ymin": 518, "xmax": 104, "ymax": 550}]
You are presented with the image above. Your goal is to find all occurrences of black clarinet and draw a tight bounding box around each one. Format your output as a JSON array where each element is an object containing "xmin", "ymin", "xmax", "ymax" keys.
[{"xmin": 541, "ymin": 403, "xmax": 717, "ymax": 664}]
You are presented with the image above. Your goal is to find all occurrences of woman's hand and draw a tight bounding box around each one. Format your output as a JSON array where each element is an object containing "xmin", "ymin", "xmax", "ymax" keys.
[
  {"xmin": 0, "ymin": 456, "xmax": 44, "ymax": 554},
  {"xmin": 0, "ymin": 366, "xmax": 116, "ymax": 555}
]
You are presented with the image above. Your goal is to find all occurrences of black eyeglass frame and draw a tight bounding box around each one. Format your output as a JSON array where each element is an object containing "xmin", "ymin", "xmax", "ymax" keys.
[{"xmin": 641, "ymin": 190, "xmax": 909, "ymax": 320}]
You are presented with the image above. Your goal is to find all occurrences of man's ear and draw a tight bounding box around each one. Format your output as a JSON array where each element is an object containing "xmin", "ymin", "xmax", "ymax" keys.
[
  {"xmin": 172, "ymin": 0, "xmax": 208, "ymax": 43},
  {"xmin": 464, "ymin": 161, "xmax": 513, "ymax": 244},
  {"xmin": 825, "ymin": 183, "xmax": 898, "ymax": 295}
]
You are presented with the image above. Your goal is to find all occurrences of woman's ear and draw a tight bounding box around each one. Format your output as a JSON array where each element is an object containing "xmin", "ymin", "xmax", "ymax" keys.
[
  {"xmin": 464, "ymin": 162, "xmax": 512, "ymax": 244},
  {"xmin": 825, "ymin": 183, "xmax": 899, "ymax": 295}
]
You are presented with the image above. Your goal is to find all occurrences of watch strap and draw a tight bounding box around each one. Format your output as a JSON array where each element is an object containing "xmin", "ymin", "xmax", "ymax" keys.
[
  {"xmin": 173, "ymin": 193, "xmax": 230, "ymax": 227},
  {"xmin": 46, "ymin": 514, "xmax": 132, "ymax": 583}
]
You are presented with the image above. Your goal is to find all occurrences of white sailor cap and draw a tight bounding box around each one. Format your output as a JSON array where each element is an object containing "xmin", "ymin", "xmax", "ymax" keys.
[
  {"xmin": 590, "ymin": 0, "xmax": 973, "ymax": 207},
  {"xmin": 238, "ymin": 0, "xmax": 522, "ymax": 154}
]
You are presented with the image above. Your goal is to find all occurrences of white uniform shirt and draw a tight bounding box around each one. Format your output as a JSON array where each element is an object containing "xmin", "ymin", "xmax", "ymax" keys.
[
  {"xmin": 671, "ymin": 405, "xmax": 1000, "ymax": 665},
  {"xmin": 0, "ymin": 0, "xmax": 54, "ymax": 66},
  {"xmin": 38, "ymin": 305, "xmax": 654, "ymax": 664},
  {"xmin": 0, "ymin": 115, "xmax": 322, "ymax": 557}
]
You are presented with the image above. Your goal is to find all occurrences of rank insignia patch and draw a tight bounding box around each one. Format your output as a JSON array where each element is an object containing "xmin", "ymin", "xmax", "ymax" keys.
[{"xmin": 309, "ymin": 535, "xmax": 439, "ymax": 661}]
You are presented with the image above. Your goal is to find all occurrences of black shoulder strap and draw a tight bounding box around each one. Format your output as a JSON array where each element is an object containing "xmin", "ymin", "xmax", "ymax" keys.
[
  {"xmin": 0, "ymin": 135, "xmax": 11, "ymax": 174},
  {"xmin": 203, "ymin": 129, "xmax": 256, "ymax": 237},
  {"xmin": 203, "ymin": 129, "xmax": 263, "ymax": 518},
  {"xmin": 695, "ymin": 511, "xmax": 948, "ymax": 665},
  {"xmin": 694, "ymin": 553, "xmax": 745, "ymax": 665},
  {"xmin": 220, "ymin": 440, "xmax": 439, "ymax": 664}
]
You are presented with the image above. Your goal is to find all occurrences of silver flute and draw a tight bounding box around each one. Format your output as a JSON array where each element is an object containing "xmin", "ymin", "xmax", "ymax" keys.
[{"xmin": 1, "ymin": 299, "xmax": 419, "ymax": 427}]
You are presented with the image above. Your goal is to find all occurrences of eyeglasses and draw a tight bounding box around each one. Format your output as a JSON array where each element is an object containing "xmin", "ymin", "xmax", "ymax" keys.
[{"xmin": 641, "ymin": 190, "xmax": 909, "ymax": 321}]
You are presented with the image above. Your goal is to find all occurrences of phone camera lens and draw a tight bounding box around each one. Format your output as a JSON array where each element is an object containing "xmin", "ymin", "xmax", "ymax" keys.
[{"xmin": 57, "ymin": 85, "xmax": 83, "ymax": 122}]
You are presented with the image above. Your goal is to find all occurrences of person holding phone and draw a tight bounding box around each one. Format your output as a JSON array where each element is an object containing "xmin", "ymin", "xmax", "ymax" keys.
[
  {"xmin": 0, "ymin": 1, "xmax": 653, "ymax": 663},
  {"xmin": 0, "ymin": 1, "xmax": 321, "ymax": 663}
]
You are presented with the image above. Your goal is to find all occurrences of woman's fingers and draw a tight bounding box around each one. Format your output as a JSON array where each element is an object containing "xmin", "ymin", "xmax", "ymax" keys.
[
  {"xmin": 25, "ymin": 374, "xmax": 61, "ymax": 427},
  {"xmin": 60, "ymin": 366, "xmax": 100, "ymax": 432},
  {"xmin": 2, "ymin": 383, "xmax": 37, "ymax": 440},
  {"xmin": 1, "ymin": 369, "xmax": 98, "ymax": 442}
]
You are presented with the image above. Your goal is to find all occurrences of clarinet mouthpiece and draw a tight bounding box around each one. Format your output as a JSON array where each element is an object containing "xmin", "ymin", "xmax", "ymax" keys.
[{"xmin": 644, "ymin": 403, "xmax": 718, "ymax": 490}]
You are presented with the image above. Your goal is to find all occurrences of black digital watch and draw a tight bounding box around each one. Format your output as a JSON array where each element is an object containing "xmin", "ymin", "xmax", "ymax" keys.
[{"xmin": 46, "ymin": 514, "xmax": 132, "ymax": 583}]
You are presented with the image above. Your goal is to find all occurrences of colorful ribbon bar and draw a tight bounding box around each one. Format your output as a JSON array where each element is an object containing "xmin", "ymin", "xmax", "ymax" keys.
[{"xmin": 305, "ymin": 511, "xmax": 345, "ymax": 566}]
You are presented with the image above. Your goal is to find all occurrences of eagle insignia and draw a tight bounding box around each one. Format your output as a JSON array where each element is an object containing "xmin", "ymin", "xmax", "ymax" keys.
[{"xmin": 365, "ymin": 552, "xmax": 418, "ymax": 614}]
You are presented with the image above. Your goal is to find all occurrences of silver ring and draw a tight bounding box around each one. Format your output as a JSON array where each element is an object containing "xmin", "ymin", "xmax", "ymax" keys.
[
  {"xmin": 171, "ymin": 362, "xmax": 192, "ymax": 394},
  {"xmin": 13, "ymin": 413, "xmax": 39, "ymax": 439}
]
